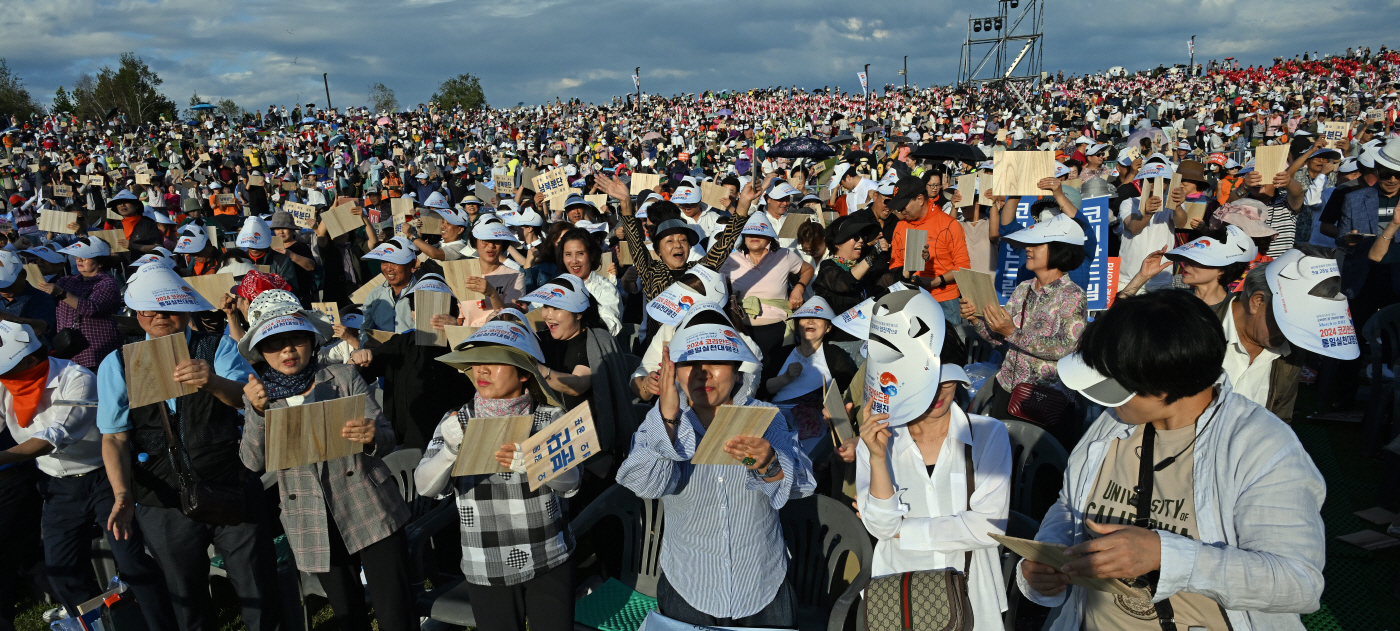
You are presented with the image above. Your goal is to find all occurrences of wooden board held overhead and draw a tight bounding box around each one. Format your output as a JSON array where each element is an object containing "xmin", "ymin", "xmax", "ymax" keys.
[
  {"xmin": 440, "ymin": 259, "xmax": 483, "ymax": 301},
  {"xmin": 90, "ymin": 230, "xmax": 128, "ymax": 254},
  {"xmin": 185, "ymin": 273, "xmax": 235, "ymax": 307},
  {"xmin": 521, "ymin": 401, "xmax": 599, "ymax": 490},
  {"xmin": 700, "ymin": 181, "xmax": 731, "ymax": 209},
  {"xmin": 953, "ymin": 268, "xmax": 1000, "ymax": 317},
  {"xmin": 617, "ymin": 242, "xmax": 634, "ymax": 266},
  {"xmin": 991, "ymin": 151, "xmax": 1056, "ymax": 197},
  {"xmin": 1252, "ymin": 145, "xmax": 1291, "ymax": 184},
  {"xmin": 311, "ymin": 302, "xmax": 339, "ymax": 325},
  {"xmin": 124, "ymin": 334, "xmax": 198, "ymax": 408},
  {"xmin": 414, "ymin": 289, "xmax": 452, "ymax": 346},
  {"xmin": 1321, "ymin": 121, "xmax": 1349, "ymax": 149},
  {"xmin": 903, "ymin": 229, "xmax": 928, "ymax": 272},
  {"xmin": 585, "ymin": 194, "xmax": 609, "ymax": 210},
  {"xmin": 453, "ymin": 415, "xmax": 535, "ymax": 476},
  {"xmin": 37, "ymin": 210, "xmax": 79, "ymax": 235},
  {"xmin": 53, "ymin": 185, "xmax": 73, "ymax": 198},
  {"xmin": 264, "ymin": 394, "xmax": 366, "ymax": 471},
  {"xmin": 284, "ymin": 202, "xmax": 316, "ymax": 229},
  {"xmin": 321, "ymin": 204, "xmax": 360, "ymax": 240},
  {"xmin": 691, "ymin": 406, "xmax": 778, "ymax": 465},
  {"xmin": 493, "ymin": 174, "xmax": 515, "ymax": 196},
  {"xmin": 778, "ymin": 214, "xmax": 813, "ymax": 239},
  {"xmin": 630, "ymin": 173, "xmax": 661, "ymax": 195},
  {"xmin": 955, "ymin": 174, "xmax": 977, "ymax": 207},
  {"xmin": 216, "ymin": 194, "xmax": 237, "ymax": 206}
]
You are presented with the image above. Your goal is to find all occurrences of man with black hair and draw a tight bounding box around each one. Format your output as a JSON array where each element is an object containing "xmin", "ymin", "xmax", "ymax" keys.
[{"xmin": 1018, "ymin": 290, "xmax": 1326, "ymax": 631}]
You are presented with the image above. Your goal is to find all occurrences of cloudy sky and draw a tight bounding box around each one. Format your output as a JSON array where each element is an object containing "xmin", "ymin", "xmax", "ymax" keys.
[{"xmin": 2, "ymin": 0, "xmax": 1396, "ymax": 113}]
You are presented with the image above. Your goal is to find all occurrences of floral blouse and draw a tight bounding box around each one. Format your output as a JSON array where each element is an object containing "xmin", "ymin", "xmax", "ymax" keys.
[{"xmin": 971, "ymin": 275, "xmax": 1087, "ymax": 392}]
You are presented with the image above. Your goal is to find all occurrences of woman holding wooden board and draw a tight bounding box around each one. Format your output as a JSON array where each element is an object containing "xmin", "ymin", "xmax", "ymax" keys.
[
  {"xmin": 617, "ymin": 306, "xmax": 815, "ymax": 628},
  {"xmin": 416, "ymin": 321, "xmax": 580, "ymax": 631},
  {"xmin": 236, "ymin": 289, "xmax": 416, "ymax": 631}
]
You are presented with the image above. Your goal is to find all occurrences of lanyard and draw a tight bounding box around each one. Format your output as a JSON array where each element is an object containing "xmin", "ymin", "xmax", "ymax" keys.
[{"xmin": 1134, "ymin": 424, "xmax": 1177, "ymax": 631}]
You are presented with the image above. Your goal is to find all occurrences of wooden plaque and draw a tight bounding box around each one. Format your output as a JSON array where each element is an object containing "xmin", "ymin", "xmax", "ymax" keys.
[
  {"xmin": 955, "ymin": 174, "xmax": 977, "ymax": 207},
  {"xmin": 1138, "ymin": 178, "xmax": 1154, "ymax": 213},
  {"xmin": 21, "ymin": 264, "xmax": 43, "ymax": 283},
  {"xmin": 521, "ymin": 402, "xmax": 598, "ymax": 490},
  {"xmin": 903, "ymin": 229, "xmax": 928, "ymax": 272},
  {"xmin": 1253, "ymin": 145, "xmax": 1291, "ymax": 184},
  {"xmin": 311, "ymin": 302, "xmax": 339, "ymax": 325},
  {"xmin": 1155, "ymin": 176, "xmax": 1169, "ymax": 210},
  {"xmin": 350, "ymin": 273, "xmax": 385, "ymax": 305},
  {"xmin": 367, "ymin": 329, "xmax": 395, "ymax": 344},
  {"xmin": 599, "ymin": 252, "xmax": 615, "ymax": 277},
  {"xmin": 255, "ymin": 265, "xmax": 270, "ymax": 274},
  {"xmin": 584, "ymin": 193, "xmax": 609, "ymax": 210},
  {"xmin": 700, "ymin": 181, "xmax": 730, "ymax": 209},
  {"xmin": 249, "ymin": 174, "xmax": 265, "ymax": 186},
  {"xmin": 778, "ymin": 215, "xmax": 811, "ymax": 239},
  {"xmin": 186, "ymin": 273, "xmax": 235, "ymax": 306},
  {"xmin": 135, "ymin": 173, "xmax": 152, "ymax": 185},
  {"xmin": 419, "ymin": 216, "xmax": 442, "ymax": 235},
  {"xmin": 390, "ymin": 197, "xmax": 414, "ymax": 219},
  {"xmin": 691, "ymin": 405, "xmax": 778, "ymax": 465},
  {"xmin": 630, "ymin": 173, "xmax": 661, "ymax": 195},
  {"xmin": 285, "ymin": 202, "xmax": 316, "ymax": 228},
  {"xmin": 990, "ymin": 534, "xmax": 1146, "ymax": 599},
  {"xmin": 493, "ymin": 174, "xmax": 515, "ymax": 196},
  {"xmin": 532, "ymin": 169, "xmax": 569, "ymax": 205},
  {"xmin": 444, "ymin": 325, "xmax": 479, "ymax": 349},
  {"xmin": 991, "ymin": 151, "xmax": 1056, "ymax": 196},
  {"xmin": 37, "ymin": 210, "xmax": 79, "ymax": 235},
  {"xmin": 281, "ymin": 181, "xmax": 298, "ymax": 192},
  {"xmin": 440, "ymin": 259, "xmax": 483, "ymax": 301},
  {"xmin": 822, "ymin": 380, "xmax": 855, "ymax": 448},
  {"xmin": 617, "ymin": 242, "xmax": 634, "ymax": 266},
  {"xmin": 1321, "ymin": 121, "xmax": 1348, "ymax": 149},
  {"xmin": 216, "ymin": 194, "xmax": 236, "ymax": 206},
  {"xmin": 90, "ymin": 229, "xmax": 128, "ymax": 253},
  {"xmin": 452, "ymin": 415, "xmax": 535, "ymax": 476},
  {"xmin": 414, "ymin": 289, "xmax": 452, "ymax": 346},
  {"xmin": 517, "ymin": 168, "xmax": 540, "ymax": 193},
  {"xmin": 53, "ymin": 185, "xmax": 73, "ymax": 197},
  {"xmin": 123, "ymin": 334, "xmax": 198, "ymax": 408},
  {"xmin": 264, "ymin": 394, "xmax": 366, "ymax": 471},
  {"xmin": 1182, "ymin": 202, "xmax": 1209, "ymax": 226},
  {"xmin": 953, "ymin": 268, "xmax": 1000, "ymax": 317},
  {"xmin": 321, "ymin": 204, "xmax": 360, "ymax": 240}
]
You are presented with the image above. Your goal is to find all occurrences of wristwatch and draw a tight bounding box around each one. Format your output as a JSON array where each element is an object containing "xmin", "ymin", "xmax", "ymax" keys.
[{"xmin": 761, "ymin": 454, "xmax": 781, "ymax": 478}]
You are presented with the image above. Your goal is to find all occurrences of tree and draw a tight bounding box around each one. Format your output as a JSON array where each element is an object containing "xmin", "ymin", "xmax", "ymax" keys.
[
  {"xmin": 0, "ymin": 58, "xmax": 40, "ymax": 119},
  {"xmin": 367, "ymin": 82, "xmax": 398, "ymax": 114},
  {"xmin": 52, "ymin": 86, "xmax": 76, "ymax": 114},
  {"xmin": 72, "ymin": 53, "xmax": 177, "ymax": 123},
  {"xmin": 216, "ymin": 98, "xmax": 240, "ymax": 121},
  {"xmin": 431, "ymin": 73, "xmax": 487, "ymax": 111}
]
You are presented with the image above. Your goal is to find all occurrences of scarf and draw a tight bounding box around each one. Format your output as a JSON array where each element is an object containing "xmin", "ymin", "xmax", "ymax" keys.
[
  {"xmin": 0, "ymin": 359, "xmax": 50, "ymax": 428},
  {"xmin": 831, "ymin": 255, "xmax": 857, "ymax": 271},
  {"xmin": 473, "ymin": 391, "xmax": 533, "ymax": 419},
  {"xmin": 259, "ymin": 361, "xmax": 319, "ymax": 401},
  {"xmin": 121, "ymin": 215, "xmax": 141, "ymax": 239}
]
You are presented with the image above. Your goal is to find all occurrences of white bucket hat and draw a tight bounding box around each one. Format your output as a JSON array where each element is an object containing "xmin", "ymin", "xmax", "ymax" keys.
[
  {"xmin": 668, "ymin": 305, "xmax": 760, "ymax": 365},
  {"xmin": 124, "ymin": 266, "xmax": 215, "ymax": 312},
  {"xmin": 58, "ymin": 237, "xmax": 112, "ymax": 259},
  {"xmin": 236, "ymin": 216, "xmax": 272, "ymax": 250},
  {"xmin": 174, "ymin": 224, "xmax": 210, "ymax": 254},
  {"xmin": 788, "ymin": 296, "xmax": 834, "ymax": 321},
  {"xmin": 1165, "ymin": 225, "xmax": 1258, "ymax": 267},
  {"xmin": 0, "ymin": 321, "xmax": 42, "ymax": 375},
  {"xmin": 741, "ymin": 215, "xmax": 780, "ymax": 240},
  {"xmin": 646, "ymin": 266, "xmax": 726, "ymax": 326}
]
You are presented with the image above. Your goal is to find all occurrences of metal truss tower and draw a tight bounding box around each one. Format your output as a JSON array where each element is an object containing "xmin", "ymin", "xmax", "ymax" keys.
[{"xmin": 958, "ymin": 0, "xmax": 1045, "ymax": 86}]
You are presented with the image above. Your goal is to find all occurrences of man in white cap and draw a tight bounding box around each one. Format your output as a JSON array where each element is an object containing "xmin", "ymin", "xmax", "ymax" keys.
[
  {"xmin": 0, "ymin": 321, "xmax": 177, "ymax": 629},
  {"xmin": 360, "ymin": 236, "xmax": 421, "ymax": 338},
  {"xmin": 672, "ymin": 185, "xmax": 723, "ymax": 242},
  {"xmin": 411, "ymin": 206, "xmax": 473, "ymax": 261},
  {"xmin": 96, "ymin": 266, "xmax": 282, "ymax": 631},
  {"xmin": 173, "ymin": 220, "xmax": 223, "ymax": 277},
  {"xmin": 0, "ymin": 249, "xmax": 57, "ymax": 340},
  {"xmin": 1019, "ymin": 291, "xmax": 1324, "ymax": 631}
]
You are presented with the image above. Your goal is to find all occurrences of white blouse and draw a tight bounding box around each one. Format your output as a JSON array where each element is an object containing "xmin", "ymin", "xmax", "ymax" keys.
[{"xmin": 856, "ymin": 406, "xmax": 1013, "ymax": 631}]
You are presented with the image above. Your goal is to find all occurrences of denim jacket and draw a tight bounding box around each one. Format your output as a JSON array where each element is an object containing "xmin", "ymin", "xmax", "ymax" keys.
[{"xmin": 1015, "ymin": 381, "xmax": 1326, "ymax": 630}]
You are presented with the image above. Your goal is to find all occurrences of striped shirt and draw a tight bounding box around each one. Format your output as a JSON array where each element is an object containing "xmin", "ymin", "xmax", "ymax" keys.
[
  {"xmin": 616, "ymin": 384, "xmax": 816, "ymax": 619},
  {"xmin": 1265, "ymin": 190, "xmax": 1297, "ymax": 258}
]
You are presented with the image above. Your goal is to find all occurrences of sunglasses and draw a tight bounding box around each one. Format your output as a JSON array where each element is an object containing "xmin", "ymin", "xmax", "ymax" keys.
[{"xmin": 1379, "ymin": 170, "xmax": 1400, "ymax": 181}]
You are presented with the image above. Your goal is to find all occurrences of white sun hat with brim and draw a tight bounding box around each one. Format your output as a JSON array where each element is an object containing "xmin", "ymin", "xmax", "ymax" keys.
[
  {"xmin": 1266, "ymin": 248, "xmax": 1360, "ymax": 360},
  {"xmin": 362, "ymin": 236, "xmax": 419, "ymax": 265},
  {"xmin": 1132, "ymin": 162, "xmax": 1173, "ymax": 181},
  {"xmin": 150, "ymin": 210, "xmax": 175, "ymax": 225},
  {"xmin": 438, "ymin": 208, "xmax": 472, "ymax": 228},
  {"xmin": 671, "ymin": 186, "xmax": 701, "ymax": 204},
  {"xmin": 471, "ymin": 221, "xmax": 521, "ymax": 243},
  {"xmin": 423, "ymin": 191, "xmax": 450, "ymax": 210},
  {"xmin": 1002, "ymin": 214, "xmax": 1087, "ymax": 246},
  {"xmin": 765, "ymin": 181, "xmax": 801, "ymax": 200},
  {"xmin": 410, "ymin": 273, "xmax": 452, "ymax": 293},
  {"xmin": 236, "ymin": 216, "xmax": 272, "ymax": 250},
  {"xmin": 340, "ymin": 313, "xmax": 364, "ymax": 329},
  {"xmin": 646, "ymin": 265, "xmax": 726, "ymax": 326},
  {"xmin": 0, "ymin": 251, "xmax": 23, "ymax": 289},
  {"xmin": 1053, "ymin": 162, "xmax": 1072, "ymax": 178},
  {"xmin": 667, "ymin": 305, "xmax": 760, "ymax": 365},
  {"xmin": 574, "ymin": 219, "xmax": 608, "ymax": 234},
  {"xmin": 1164, "ymin": 225, "xmax": 1258, "ymax": 267},
  {"xmin": 522, "ymin": 274, "xmax": 591, "ymax": 313},
  {"xmin": 0, "ymin": 321, "xmax": 42, "ymax": 374},
  {"xmin": 1057, "ymin": 351, "xmax": 1136, "ymax": 407},
  {"xmin": 504, "ymin": 207, "xmax": 544, "ymax": 227},
  {"xmin": 129, "ymin": 246, "xmax": 178, "ymax": 270},
  {"xmin": 174, "ymin": 224, "xmax": 210, "ymax": 254},
  {"xmin": 237, "ymin": 289, "xmax": 333, "ymax": 362},
  {"xmin": 23, "ymin": 246, "xmax": 66, "ymax": 264},
  {"xmin": 787, "ymin": 296, "xmax": 834, "ymax": 321},
  {"xmin": 940, "ymin": 364, "xmax": 971, "ymax": 386},
  {"xmin": 741, "ymin": 215, "xmax": 780, "ymax": 240},
  {"xmin": 58, "ymin": 237, "xmax": 112, "ymax": 259},
  {"xmin": 862, "ymin": 288, "xmax": 944, "ymax": 426},
  {"xmin": 124, "ymin": 266, "xmax": 215, "ymax": 312},
  {"xmin": 434, "ymin": 321, "xmax": 560, "ymax": 406}
]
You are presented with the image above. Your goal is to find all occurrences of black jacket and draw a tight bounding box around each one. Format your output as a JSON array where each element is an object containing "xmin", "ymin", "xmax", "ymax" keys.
[
  {"xmin": 758, "ymin": 342, "xmax": 859, "ymax": 401},
  {"xmin": 358, "ymin": 332, "xmax": 471, "ymax": 449}
]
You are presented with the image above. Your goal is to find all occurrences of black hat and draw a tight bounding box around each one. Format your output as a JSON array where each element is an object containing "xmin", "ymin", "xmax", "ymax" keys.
[
  {"xmin": 826, "ymin": 215, "xmax": 879, "ymax": 245},
  {"xmin": 883, "ymin": 176, "xmax": 926, "ymax": 211}
]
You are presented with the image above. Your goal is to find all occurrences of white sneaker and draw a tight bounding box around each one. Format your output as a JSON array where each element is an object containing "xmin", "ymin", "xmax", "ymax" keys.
[{"xmin": 42, "ymin": 606, "xmax": 69, "ymax": 623}]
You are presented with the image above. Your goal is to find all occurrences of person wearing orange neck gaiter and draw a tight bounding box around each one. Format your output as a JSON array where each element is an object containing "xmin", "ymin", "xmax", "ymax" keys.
[{"xmin": 0, "ymin": 321, "xmax": 177, "ymax": 629}]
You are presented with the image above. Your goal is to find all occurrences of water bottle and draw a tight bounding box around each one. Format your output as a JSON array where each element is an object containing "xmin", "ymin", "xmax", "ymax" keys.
[{"xmin": 137, "ymin": 453, "xmax": 149, "ymax": 463}]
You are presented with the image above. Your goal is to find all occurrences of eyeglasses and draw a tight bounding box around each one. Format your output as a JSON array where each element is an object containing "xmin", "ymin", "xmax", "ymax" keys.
[
  {"xmin": 1379, "ymin": 170, "xmax": 1400, "ymax": 181},
  {"xmin": 135, "ymin": 310, "xmax": 183, "ymax": 318},
  {"xmin": 259, "ymin": 337, "xmax": 312, "ymax": 352}
]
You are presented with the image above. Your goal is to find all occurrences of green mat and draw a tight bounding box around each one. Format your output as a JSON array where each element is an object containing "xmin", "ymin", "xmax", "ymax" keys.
[{"xmin": 575, "ymin": 577, "xmax": 658, "ymax": 631}]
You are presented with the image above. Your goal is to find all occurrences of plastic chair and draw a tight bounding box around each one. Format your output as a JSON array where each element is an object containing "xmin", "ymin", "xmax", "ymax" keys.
[
  {"xmin": 381, "ymin": 448, "xmax": 435, "ymax": 521},
  {"xmin": 999, "ymin": 511, "xmax": 1041, "ymax": 631},
  {"xmin": 780, "ymin": 494, "xmax": 872, "ymax": 631},
  {"xmin": 1002, "ymin": 420, "xmax": 1070, "ymax": 521}
]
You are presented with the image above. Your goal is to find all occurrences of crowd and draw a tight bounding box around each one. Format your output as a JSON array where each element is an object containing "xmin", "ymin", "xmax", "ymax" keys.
[{"xmin": 0, "ymin": 43, "xmax": 1396, "ymax": 631}]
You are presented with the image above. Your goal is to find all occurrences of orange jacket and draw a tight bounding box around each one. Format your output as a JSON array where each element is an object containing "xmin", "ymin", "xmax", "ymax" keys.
[{"xmin": 889, "ymin": 206, "xmax": 971, "ymax": 302}]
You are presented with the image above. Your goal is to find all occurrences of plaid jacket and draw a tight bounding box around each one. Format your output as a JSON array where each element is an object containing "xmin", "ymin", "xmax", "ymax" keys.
[
  {"xmin": 240, "ymin": 363, "xmax": 411, "ymax": 573},
  {"xmin": 421, "ymin": 402, "xmax": 574, "ymax": 586}
]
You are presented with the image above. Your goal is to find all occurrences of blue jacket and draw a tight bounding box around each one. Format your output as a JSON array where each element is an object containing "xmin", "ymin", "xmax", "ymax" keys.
[{"xmin": 1335, "ymin": 184, "xmax": 1382, "ymax": 246}]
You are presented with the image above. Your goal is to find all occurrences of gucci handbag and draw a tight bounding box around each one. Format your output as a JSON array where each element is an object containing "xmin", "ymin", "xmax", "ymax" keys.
[{"xmin": 863, "ymin": 444, "xmax": 976, "ymax": 631}]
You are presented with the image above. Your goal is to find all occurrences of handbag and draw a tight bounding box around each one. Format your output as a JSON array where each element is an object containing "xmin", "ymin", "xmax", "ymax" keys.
[
  {"xmin": 50, "ymin": 326, "xmax": 89, "ymax": 360},
  {"xmin": 863, "ymin": 444, "xmax": 977, "ymax": 631},
  {"xmin": 1006, "ymin": 382, "xmax": 1074, "ymax": 428},
  {"xmin": 156, "ymin": 405, "xmax": 246, "ymax": 526}
]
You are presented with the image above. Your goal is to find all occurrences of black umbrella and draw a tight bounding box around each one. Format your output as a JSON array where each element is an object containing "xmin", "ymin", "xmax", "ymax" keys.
[
  {"xmin": 765, "ymin": 136, "xmax": 836, "ymax": 160},
  {"xmin": 909, "ymin": 141, "xmax": 987, "ymax": 163},
  {"xmin": 828, "ymin": 133, "xmax": 857, "ymax": 144},
  {"xmin": 105, "ymin": 107, "xmax": 120, "ymax": 120}
]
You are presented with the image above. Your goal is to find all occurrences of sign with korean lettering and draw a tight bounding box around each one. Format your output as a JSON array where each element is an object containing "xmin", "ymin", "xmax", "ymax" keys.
[
  {"xmin": 494, "ymin": 174, "xmax": 515, "ymax": 196},
  {"xmin": 520, "ymin": 401, "xmax": 597, "ymax": 490},
  {"xmin": 284, "ymin": 202, "xmax": 316, "ymax": 229},
  {"xmin": 994, "ymin": 197, "xmax": 1035, "ymax": 302},
  {"xmin": 1078, "ymin": 195, "xmax": 1111, "ymax": 310},
  {"xmin": 532, "ymin": 168, "xmax": 570, "ymax": 208},
  {"xmin": 1321, "ymin": 122, "xmax": 1348, "ymax": 149}
]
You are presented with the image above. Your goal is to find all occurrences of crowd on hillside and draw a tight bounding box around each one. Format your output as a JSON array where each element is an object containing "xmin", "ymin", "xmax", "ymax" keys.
[{"xmin": 0, "ymin": 43, "xmax": 1396, "ymax": 631}]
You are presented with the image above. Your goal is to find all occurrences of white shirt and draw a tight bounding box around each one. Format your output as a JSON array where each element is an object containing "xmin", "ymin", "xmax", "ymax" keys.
[
  {"xmin": 581, "ymin": 270, "xmax": 623, "ymax": 337},
  {"xmin": 1, "ymin": 358, "xmax": 102, "ymax": 477},
  {"xmin": 1116, "ymin": 197, "xmax": 1176, "ymax": 292},
  {"xmin": 857, "ymin": 406, "xmax": 1013, "ymax": 630},
  {"xmin": 1220, "ymin": 297, "xmax": 1287, "ymax": 408},
  {"xmin": 682, "ymin": 208, "xmax": 724, "ymax": 244}
]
